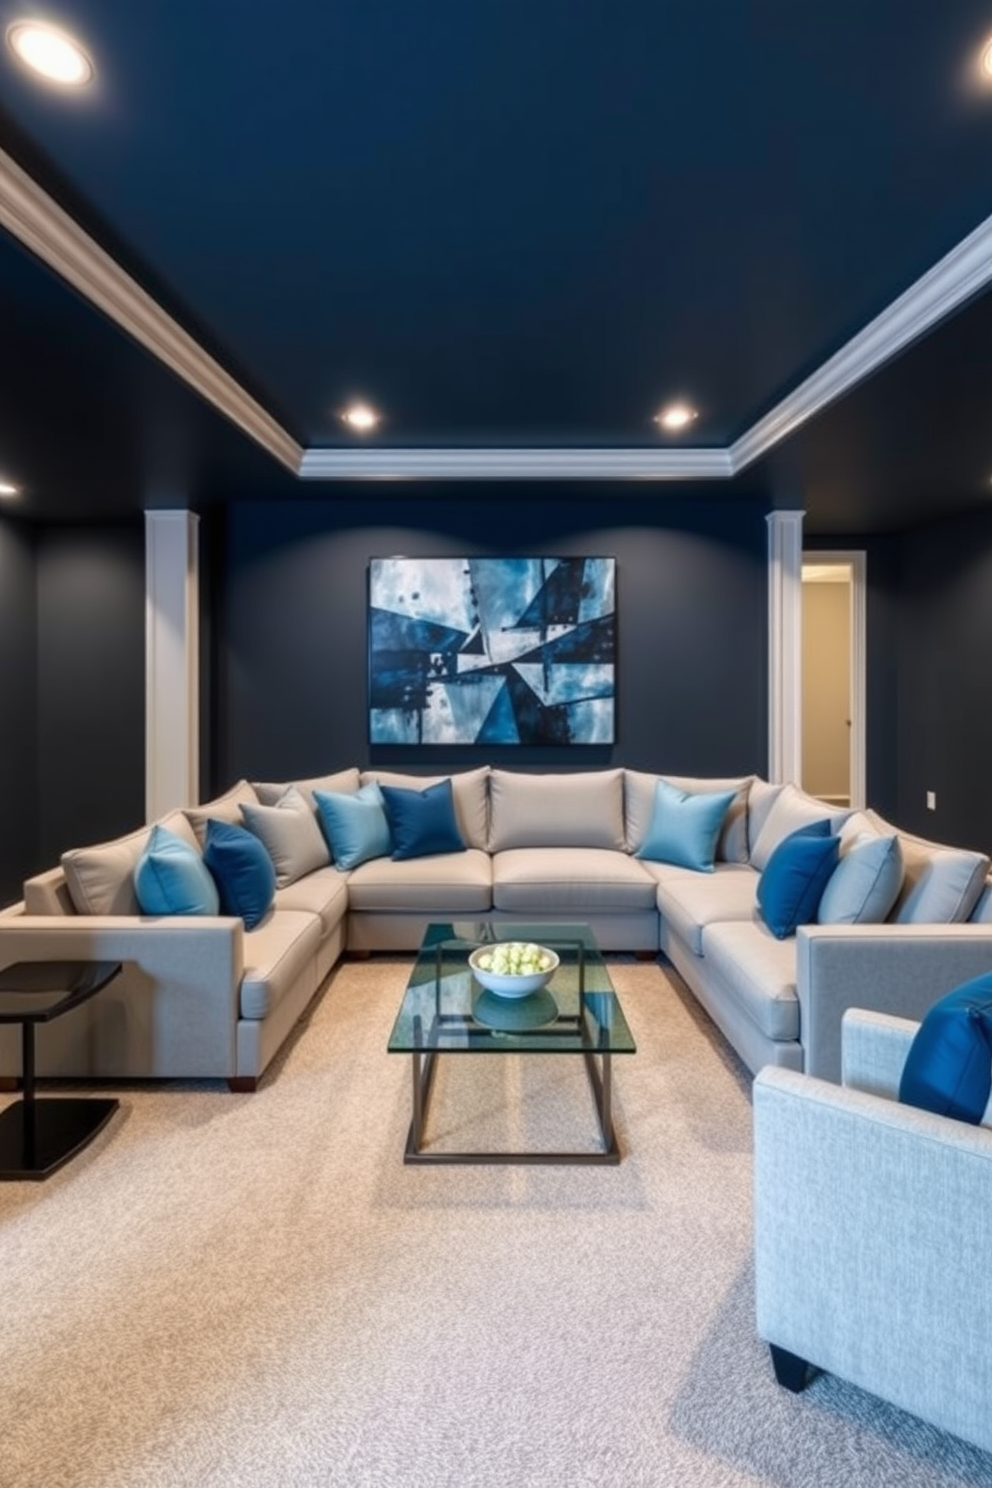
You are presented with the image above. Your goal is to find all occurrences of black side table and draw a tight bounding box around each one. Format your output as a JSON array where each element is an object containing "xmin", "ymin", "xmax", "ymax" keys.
[{"xmin": 0, "ymin": 960, "xmax": 123, "ymax": 1180}]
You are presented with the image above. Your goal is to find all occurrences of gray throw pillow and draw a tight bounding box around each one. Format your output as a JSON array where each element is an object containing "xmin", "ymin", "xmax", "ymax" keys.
[{"xmin": 240, "ymin": 786, "xmax": 330, "ymax": 887}]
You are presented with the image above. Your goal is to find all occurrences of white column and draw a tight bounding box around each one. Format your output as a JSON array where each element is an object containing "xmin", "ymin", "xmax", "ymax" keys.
[
  {"xmin": 766, "ymin": 510, "xmax": 804, "ymax": 784},
  {"xmin": 145, "ymin": 511, "xmax": 200, "ymax": 820}
]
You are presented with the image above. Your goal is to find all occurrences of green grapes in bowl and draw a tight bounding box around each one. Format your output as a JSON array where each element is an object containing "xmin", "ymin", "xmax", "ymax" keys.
[{"xmin": 469, "ymin": 941, "xmax": 560, "ymax": 998}]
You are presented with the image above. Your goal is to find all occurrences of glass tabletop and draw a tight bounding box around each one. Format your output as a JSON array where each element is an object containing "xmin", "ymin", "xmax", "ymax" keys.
[{"xmin": 387, "ymin": 922, "xmax": 637, "ymax": 1055}]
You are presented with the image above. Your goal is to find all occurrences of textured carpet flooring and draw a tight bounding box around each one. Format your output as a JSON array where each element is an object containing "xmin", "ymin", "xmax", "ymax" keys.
[{"xmin": 1, "ymin": 958, "xmax": 989, "ymax": 1488}]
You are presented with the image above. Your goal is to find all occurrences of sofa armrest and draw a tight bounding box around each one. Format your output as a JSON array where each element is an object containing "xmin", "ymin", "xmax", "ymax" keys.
[
  {"xmin": 795, "ymin": 923, "xmax": 992, "ymax": 1083},
  {"xmin": 840, "ymin": 1008, "xmax": 918, "ymax": 1098},
  {"xmin": 0, "ymin": 914, "xmax": 245, "ymax": 1078},
  {"xmin": 753, "ymin": 1066, "xmax": 992, "ymax": 1447}
]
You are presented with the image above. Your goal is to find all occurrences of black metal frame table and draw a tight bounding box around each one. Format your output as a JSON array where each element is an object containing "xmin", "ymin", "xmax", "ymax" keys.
[
  {"xmin": 0, "ymin": 960, "xmax": 123, "ymax": 1180},
  {"xmin": 387, "ymin": 923, "xmax": 636, "ymax": 1166}
]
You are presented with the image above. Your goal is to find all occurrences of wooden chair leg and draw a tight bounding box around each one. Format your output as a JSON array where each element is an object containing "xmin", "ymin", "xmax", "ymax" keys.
[{"xmin": 770, "ymin": 1343, "xmax": 810, "ymax": 1393}]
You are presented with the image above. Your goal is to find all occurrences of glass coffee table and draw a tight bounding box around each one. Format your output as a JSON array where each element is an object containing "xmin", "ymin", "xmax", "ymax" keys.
[{"xmin": 387, "ymin": 923, "xmax": 636, "ymax": 1166}]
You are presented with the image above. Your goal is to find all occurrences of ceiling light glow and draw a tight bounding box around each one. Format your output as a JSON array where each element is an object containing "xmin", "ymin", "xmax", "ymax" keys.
[
  {"xmin": 0, "ymin": 481, "xmax": 20, "ymax": 498},
  {"xmin": 655, "ymin": 402, "xmax": 697, "ymax": 432},
  {"xmin": 983, "ymin": 38, "xmax": 992, "ymax": 77},
  {"xmin": 340, "ymin": 403, "xmax": 379, "ymax": 432},
  {"xmin": 7, "ymin": 21, "xmax": 93, "ymax": 85}
]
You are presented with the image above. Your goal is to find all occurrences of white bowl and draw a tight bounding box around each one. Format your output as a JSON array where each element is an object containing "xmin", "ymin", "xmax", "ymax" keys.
[{"xmin": 469, "ymin": 943, "xmax": 559, "ymax": 999}]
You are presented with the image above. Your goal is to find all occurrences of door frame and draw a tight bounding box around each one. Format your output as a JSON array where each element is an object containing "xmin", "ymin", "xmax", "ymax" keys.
[{"xmin": 800, "ymin": 549, "xmax": 866, "ymax": 810}]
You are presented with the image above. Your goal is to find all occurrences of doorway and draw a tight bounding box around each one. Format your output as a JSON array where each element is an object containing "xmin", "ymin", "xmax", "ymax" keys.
[{"xmin": 801, "ymin": 552, "xmax": 866, "ymax": 809}]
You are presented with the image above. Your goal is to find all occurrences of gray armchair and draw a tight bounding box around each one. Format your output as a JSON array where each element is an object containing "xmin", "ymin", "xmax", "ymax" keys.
[{"xmin": 753, "ymin": 1008, "xmax": 992, "ymax": 1456}]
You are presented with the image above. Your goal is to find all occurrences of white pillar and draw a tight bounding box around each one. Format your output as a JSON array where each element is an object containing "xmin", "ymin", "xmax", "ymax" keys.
[
  {"xmin": 145, "ymin": 511, "xmax": 200, "ymax": 820},
  {"xmin": 766, "ymin": 510, "xmax": 804, "ymax": 784}
]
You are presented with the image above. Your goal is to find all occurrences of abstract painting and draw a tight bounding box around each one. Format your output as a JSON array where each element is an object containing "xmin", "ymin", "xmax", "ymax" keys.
[{"xmin": 369, "ymin": 557, "xmax": 616, "ymax": 745}]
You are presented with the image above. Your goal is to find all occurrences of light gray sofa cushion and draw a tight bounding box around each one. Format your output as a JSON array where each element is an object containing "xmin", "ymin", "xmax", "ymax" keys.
[
  {"xmin": 346, "ymin": 848, "xmax": 492, "ymax": 912},
  {"xmin": 489, "ymin": 768, "xmax": 624, "ymax": 852},
  {"xmin": 653, "ymin": 864, "xmax": 759, "ymax": 955},
  {"xmin": 185, "ymin": 779, "xmax": 260, "ymax": 849},
  {"xmin": 361, "ymin": 767, "xmax": 489, "ymax": 851},
  {"xmin": 274, "ymin": 866, "xmax": 350, "ymax": 936},
  {"xmin": 240, "ymin": 787, "xmax": 331, "ymax": 887},
  {"xmin": 700, "ymin": 920, "xmax": 800, "ymax": 1041},
  {"xmin": 624, "ymin": 770, "xmax": 752, "ymax": 862},
  {"xmin": 750, "ymin": 783, "xmax": 844, "ymax": 871},
  {"xmin": 61, "ymin": 808, "xmax": 201, "ymax": 917},
  {"xmin": 865, "ymin": 810, "xmax": 990, "ymax": 924},
  {"xmin": 240, "ymin": 909, "xmax": 322, "ymax": 1020},
  {"xmin": 253, "ymin": 767, "xmax": 361, "ymax": 809},
  {"xmin": 492, "ymin": 847, "xmax": 656, "ymax": 913}
]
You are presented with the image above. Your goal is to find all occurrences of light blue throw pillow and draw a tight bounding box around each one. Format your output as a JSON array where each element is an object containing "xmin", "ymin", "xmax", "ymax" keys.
[
  {"xmin": 134, "ymin": 824, "xmax": 220, "ymax": 916},
  {"xmin": 313, "ymin": 782, "xmax": 392, "ymax": 871},
  {"xmin": 636, "ymin": 779, "xmax": 737, "ymax": 873},
  {"xmin": 817, "ymin": 832, "xmax": 903, "ymax": 925}
]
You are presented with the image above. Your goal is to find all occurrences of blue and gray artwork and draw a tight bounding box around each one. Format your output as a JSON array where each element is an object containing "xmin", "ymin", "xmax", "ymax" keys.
[{"xmin": 369, "ymin": 557, "xmax": 616, "ymax": 744}]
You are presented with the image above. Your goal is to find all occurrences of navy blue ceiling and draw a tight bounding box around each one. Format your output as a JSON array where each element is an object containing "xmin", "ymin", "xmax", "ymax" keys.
[{"xmin": 3, "ymin": 1, "xmax": 992, "ymax": 529}]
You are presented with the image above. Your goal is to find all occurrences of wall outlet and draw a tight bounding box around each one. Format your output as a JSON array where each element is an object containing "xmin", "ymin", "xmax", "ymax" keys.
[{"xmin": 926, "ymin": 791, "xmax": 937, "ymax": 811}]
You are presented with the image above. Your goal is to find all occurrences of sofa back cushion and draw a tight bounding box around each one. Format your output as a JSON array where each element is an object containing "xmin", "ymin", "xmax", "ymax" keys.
[
  {"xmin": 488, "ymin": 768, "xmax": 624, "ymax": 852},
  {"xmin": 750, "ymin": 783, "xmax": 848, "ymax": 871},
  {"xmin": 865, "ymin": 809, "xmax": 990, "ymax": 924},
  {"xmin": 61, "ymin": 809, "xmax": 198, "ymax": 917},
  {"xmin": 252, "ymin": 767, "xmax": 361, "ymax": 809},
  {"xmin": 624, "ymin": 770, "xmax": 751, "ymax": 862},
  {"xmin": 361, "ymin": 767, "xmax": 489, "ymax": 850},
  {"xmin": 185, "ymin": 780, "xmax": 260, "ymax": 849}
]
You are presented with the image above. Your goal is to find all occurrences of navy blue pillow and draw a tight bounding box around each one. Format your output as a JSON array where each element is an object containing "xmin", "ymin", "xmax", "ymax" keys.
[
  {"xmin": 899, "ymin": 972, "xmax": 992, "ymax": 1124},
  {"xmin": 757, "ymin": 824, "xmax": 840, "ymax": 939},
  {"xmin": 379, "ymin": 778, "xmax": 466, "ymax": 860},
  {"xmin": 203, "ymin": 818, "xmax": 276, "ymax": 929}
]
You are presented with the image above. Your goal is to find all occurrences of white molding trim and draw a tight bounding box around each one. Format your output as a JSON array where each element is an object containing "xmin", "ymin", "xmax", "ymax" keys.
[
  {"xmin": 0, "ymin": 146, "xmax": 302, "ymax": 473},
  {"xmin": 803, "ymin": 549, "xmax": 867, "ymax": 810},
  {"xmin": 767, "ymin": 512, "xmax": 804, "ymax": 784},
  {"xmin": 145, "ymin": 511, "xmax": 200, "ymax": 821},
  {"xmin": 6, "ymin": 139, "xmax": 992, "ymax": 484},
  {"xmin": 731, "ymin": 209, "xmax": 992, "ymax": 472},
  {"xmin": 298, "ymin": 447, "xmax": 734, "ymax": 479}
]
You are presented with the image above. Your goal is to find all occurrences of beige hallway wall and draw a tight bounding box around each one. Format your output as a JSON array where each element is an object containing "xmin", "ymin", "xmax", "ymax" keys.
[{"xmin": 802, "ymin": 577, "xmax": 851, "ymax": 803}]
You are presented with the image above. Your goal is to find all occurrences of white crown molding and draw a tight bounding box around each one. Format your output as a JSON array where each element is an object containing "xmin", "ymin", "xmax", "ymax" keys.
[
  {"xmin": 6, "ymin": 138, "xmax": 992, "ymax": 486},
  {"xmin": 0, "ymin": 145, "xmax": 302, "ymax": 473},
  {"xmin": 730, "ymin": 206, "xmax": 992, "ymax": 473},
  {"xmin": 298, "ymin": 446, "xmax": 734, "ymax": 479}
]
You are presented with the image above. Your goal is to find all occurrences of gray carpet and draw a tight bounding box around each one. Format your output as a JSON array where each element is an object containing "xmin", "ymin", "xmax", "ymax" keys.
[{"xmin": 1, "ymin": 958, "xmax": 988, "ymax": 1488}]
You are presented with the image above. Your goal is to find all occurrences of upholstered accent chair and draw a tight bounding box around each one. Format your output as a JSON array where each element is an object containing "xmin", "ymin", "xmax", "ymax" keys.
[{"xmin": 753, "ymin": 1007, "xmax": 992, "ymax": 1456}]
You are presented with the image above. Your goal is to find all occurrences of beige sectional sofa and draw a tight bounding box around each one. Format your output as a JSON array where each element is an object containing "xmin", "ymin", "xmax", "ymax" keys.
[{"xmin": 2, "ymin": 765, "xmax": 991, "ymax": 1090}]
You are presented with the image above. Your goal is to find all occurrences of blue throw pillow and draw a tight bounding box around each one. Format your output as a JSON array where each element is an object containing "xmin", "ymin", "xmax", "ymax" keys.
[
  {"xmin": 134, "ymin": 824, "xmax": 220, "ymax": 916},
  {"xmin": 313, "ymin": 782, "xmax": 392, "ymax": 871},
  {"xmin": 757, "ymin": 824, "xmax": 839, "ymax": 939},
  {"xmin": 899, "ymin": 973, "xmax": 992, "ymax": 1124},
  {"xmin": 380, "ymin": 778, "xmax": 466, "ymax": 860},
  {"xmin": 203, "ymin": 819, "xmax": 276, "ymax": 930},
  {"xmin": 636, "ymin": 779, "xmax": 736, "ymax": 873}
]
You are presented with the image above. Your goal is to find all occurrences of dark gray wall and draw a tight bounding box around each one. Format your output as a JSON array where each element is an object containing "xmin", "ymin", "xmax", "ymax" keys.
[
  {"xmin": 0, "ymin": 517, "xmax": 38, "ymax": 905},
  {"xmin": 37, "ymin": 524, "xmax": 145, "ymax": 866},
  {"xmin": 893, "ymin": 508, "xmax": 992, "ymax": 853},
  {"xmin": 211, "ymin": 493, "xmax": 769, "ymax": 789}
]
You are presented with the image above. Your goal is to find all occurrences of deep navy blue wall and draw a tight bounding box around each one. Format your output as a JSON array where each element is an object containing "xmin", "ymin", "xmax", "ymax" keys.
[
  {"xmin": 892, "ymin": 508, "xmax": 992, "ymax": 853},
  {"xmin": 36, "ymin": 525, "xmax": 145, "ymax": 866},
  {"xmin": 210, "ymin": 492, "xmax": 769, "ymax": 788},
  {"xmin": 0, "ymin": 517, "xmax": 38, "ymax": 905}
]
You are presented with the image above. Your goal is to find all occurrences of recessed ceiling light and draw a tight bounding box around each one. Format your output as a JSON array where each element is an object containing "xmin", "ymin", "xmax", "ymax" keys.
[
  {"xmin": 340, "ymin": 403, "xmax": 380, "ymax": 432},
  {"xmin": 983, "ymin": 38, "xmax": 992, "ymax": 77},
  {"xmin": 0, "ymin": 481, "xmax": 20, "ymax": 498},
  {"xmin": 7, "ymin": 21, "xmax": 93, "ymax": 86},
  {"xmin": 654, "ymin": 402, "xmax": 698, "ymax": 432}
]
